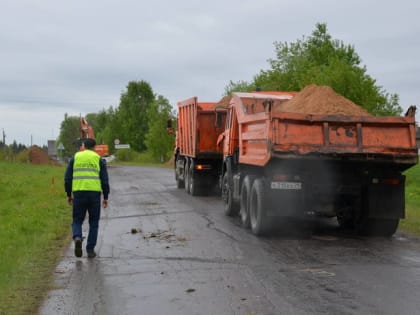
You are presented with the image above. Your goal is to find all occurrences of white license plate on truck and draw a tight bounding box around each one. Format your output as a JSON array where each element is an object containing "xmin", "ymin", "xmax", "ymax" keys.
[{"xmin": 271, "ymin": 181, "xmax": 302, "ymax": 190}]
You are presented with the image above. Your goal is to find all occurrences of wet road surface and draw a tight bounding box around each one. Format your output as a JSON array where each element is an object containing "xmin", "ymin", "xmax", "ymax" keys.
[{"xmin": 40, "ymin": 166, "xmax": 420, "ymax": 315}]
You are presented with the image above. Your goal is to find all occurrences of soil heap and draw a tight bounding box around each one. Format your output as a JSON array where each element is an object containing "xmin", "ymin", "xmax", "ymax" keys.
[
  {"xmin": 29, "ymin": 146, "xmax": 53, "ymax": 165},
  {"xmin": 273, "ymin": 84, "xmax": 371, "ymax": 116},
  {"xmin": 216, "ymin": 95, "xmax": 232, "ymax": 109}
]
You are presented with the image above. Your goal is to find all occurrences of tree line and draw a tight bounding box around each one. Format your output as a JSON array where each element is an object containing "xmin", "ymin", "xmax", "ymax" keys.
[
  {"xmin": 57, "ymin": 23, "xmax": 403, "ymax": 163},
  {"xmin": 57, "ymin": 80, "xmax": 175, "ymax": 162},
  {"xmin": 0, "ymin": 141, "xmax": 30, "ymax": 161}
]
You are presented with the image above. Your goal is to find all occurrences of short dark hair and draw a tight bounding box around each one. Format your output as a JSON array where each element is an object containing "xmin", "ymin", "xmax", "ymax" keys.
[{"xmin": 83, "ymin": 138, "xmax": 96, "ymax": 149}]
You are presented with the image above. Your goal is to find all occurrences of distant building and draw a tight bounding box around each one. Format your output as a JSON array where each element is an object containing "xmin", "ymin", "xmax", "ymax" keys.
[{"xmin": 48, "ymin": 140, "xmax": 57, "ymax": 160}]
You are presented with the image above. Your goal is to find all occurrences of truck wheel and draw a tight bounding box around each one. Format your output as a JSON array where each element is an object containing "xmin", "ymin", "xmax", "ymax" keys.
[
  {"xmin": 175, "ymin": 156, "xmax": 185, "ymax": 189},
  {"xmin": 357, "ymin": 218, "xmax": 399, "ymax": 237},
  {"xmin": 250, "ymin": 178, "xmax": 270, "ymax": 236},
  {"xmin": 337, "ymin": 213, "xmax": 354, "ymax": 229},
  {"xmin": 176, "ymin": 176, "xmax": 185, "ymax": 189},
  {"xmin": 240, "ymin": 175, "xmax": 256, "ymax": 228},
  {"xmin": 184, "ymin": 160, "xmax": 190, "ymax": 194},
  {"xmin": 176, "ymin": 165, "xmax": 185, "ymax": 189},
  {"xmin": 189, "ymin": 162, "xmax": 200, "ymax": 196},
  {"xmin": 222, "ymin": 172, "xmax": 239, "ymax": 216},
  {"xmin": 335, "ymin": 198, "xmax": 359, "ymax": 229}
]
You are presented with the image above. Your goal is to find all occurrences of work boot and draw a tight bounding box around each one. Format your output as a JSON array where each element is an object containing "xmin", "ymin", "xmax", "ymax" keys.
[
  {"xmin": 74, "ymin": 237, "xmax": 82, "ymax": 258},
  {"xmin": 87, "ymin": 250, "xmax": 97, "ymax": 258}
]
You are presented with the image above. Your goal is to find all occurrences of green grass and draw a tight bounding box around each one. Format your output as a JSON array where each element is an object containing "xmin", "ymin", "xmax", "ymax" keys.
[
  {"xmin": 401, "ymin": 163, "xmax": 420, "ymax": 235},
  {"xmin": 0, "ymin": 161, "xmax": 70, "ymax": 315}
]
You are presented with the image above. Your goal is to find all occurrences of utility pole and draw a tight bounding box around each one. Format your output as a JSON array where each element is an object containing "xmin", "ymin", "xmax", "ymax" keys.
[{"xmin": 2, "ymin": 128, "xmax": 5, "ymax": 144}]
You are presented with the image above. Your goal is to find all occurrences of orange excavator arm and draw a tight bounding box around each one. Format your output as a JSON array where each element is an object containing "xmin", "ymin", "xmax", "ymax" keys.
[{"xmin": 80, "ymin": 117, "xmax": 95, "ymax": 139}]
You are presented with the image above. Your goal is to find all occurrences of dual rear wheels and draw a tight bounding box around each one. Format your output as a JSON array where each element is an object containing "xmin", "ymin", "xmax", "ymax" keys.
[
  {"xmin": 228, "ymin": 175, "xmax": 270, "ymax": 236},
  {"xmin": 178, "ymin": 158, "xmax": 212, "ymax": 196},
  {"xmin": 184, "ymin": 160, "xmax": 200, "ymax": 196}
]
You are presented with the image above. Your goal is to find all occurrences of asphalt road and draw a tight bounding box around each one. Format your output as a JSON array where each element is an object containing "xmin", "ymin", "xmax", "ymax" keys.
[{"xmin": 40, "ymin": 165, "xmax": 420, "ymax": 315}]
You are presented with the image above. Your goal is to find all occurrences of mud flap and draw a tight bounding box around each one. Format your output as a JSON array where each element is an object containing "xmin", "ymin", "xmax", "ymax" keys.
[{"xmin": 366, "ymin": 175, "xmax": 405, "ymax": 219}]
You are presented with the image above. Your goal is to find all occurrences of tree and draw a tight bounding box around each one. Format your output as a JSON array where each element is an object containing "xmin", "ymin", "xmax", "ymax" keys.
[
  {"xmin": 85, "ymin": 111, "xmax": 110, "ymax": 146},
  {"xmin": 227, "ymin": 23, "xmax": 402, "ymax": 115},
  {"xmin": 91, "ymin": 106, "xmax": 119, "ymax": 151},
  {"xmin": 224, "ymin": 80, "xmax": 255, "ymax": 96},
  {"xmin": 57, "ymin": 114, "xmax": 80, "ymax": 157},
  {"xmin": 145, "ymin": 95, "xmax": 175, "ymax": 162},
  {"xmin": 117, "ymin": 80, "xmax": 155, "ymax": 151}
]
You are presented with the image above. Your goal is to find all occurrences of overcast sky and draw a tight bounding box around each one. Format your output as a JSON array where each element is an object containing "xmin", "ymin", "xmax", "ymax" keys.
[{"xmin": 1, "ymin": 0, "xmax": 419, "ymax": 146}]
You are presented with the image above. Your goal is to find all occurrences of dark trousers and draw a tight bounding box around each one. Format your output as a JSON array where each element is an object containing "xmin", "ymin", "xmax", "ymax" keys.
[{"xmin": 72, "ymin": 191, "xmax": 101, "ymax": 251}]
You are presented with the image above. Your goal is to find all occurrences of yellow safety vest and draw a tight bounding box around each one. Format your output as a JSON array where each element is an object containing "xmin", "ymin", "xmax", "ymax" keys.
[{"xmin": 72, "ymin": 150, "xmax": 101, "ymax": 192}]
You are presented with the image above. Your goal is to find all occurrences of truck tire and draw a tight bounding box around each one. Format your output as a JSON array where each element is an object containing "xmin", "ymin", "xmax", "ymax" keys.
[
  {"xmin": 250, "ymin": 178, "xmax": 270, "ymax": 236},
  {"xmin": 222, "ymin": 172, "xmax": 239, "ymax": 216},
  {"xmin": 175, "ymin": 159, "xmax": 185, "ymax": 189},
  {"xmin": 240, "ymin": 175, "xmax": 256, "ymax": 228},
  {"xmin": 176, "ymin": 176, "xmax": 185, "ymax": 189},
  {"xmin": 357, "ymin": 218, "xmax": 399, "ymax": 237},
  {"xmin": 184, "ymin": 159, "xmax": 190, "ymax": 194},
  {"xmin": 174, "ymin": 154, "xmax": 184, "ymax": 188},
  {"xmin": 189, "ymin": 162, "xmax": 200, "ymax": 196}
]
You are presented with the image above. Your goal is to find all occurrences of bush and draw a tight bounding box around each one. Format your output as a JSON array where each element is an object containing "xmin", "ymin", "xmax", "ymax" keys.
[
  {"xmin": 114, "ymin": 149, "xmax": 136, "ymax": 161},
  {"xmin": 15, "ymin": 149, "xmax": 29, "ymax": 163}
]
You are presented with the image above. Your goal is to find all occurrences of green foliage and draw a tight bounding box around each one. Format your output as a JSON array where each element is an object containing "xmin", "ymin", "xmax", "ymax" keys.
[
  {"xmin": 118, "ymin": 80, "xmax": 155, "ymax": 151},
  {"xmin": 114, "ymin": 148, "xmax": 137, "ymax": 161},
  {"xmin": 93, "ymin": 106, "xmax": 120, "ymax": 152},
  {"xmin": 56, "ymin": 114, "xmax": 80, "ymax": 157},
  {"xmin": 401, "ymin": 164, "xmax": 420, "ymax": 234},
  {"xmin": 224, "ymin": 80, "xmax": 256, "ymax": 95},
  {"xmin": 57, "ymin": 79, "xmax": 177, "ymax": 161},
  {"xmin": 15, "ymin": 149, "xmax": 29, "ymax": 163},
  {"xmin": 227, "ymin": 23, "xmax": 402, "ymax": 116},
  {"xmin": 0, "ymin": 162, "xmax": 70, "ymax": 314},
  {"xmin": 145, "ymin": 95, "xmax": 175, "ymax": 162}
]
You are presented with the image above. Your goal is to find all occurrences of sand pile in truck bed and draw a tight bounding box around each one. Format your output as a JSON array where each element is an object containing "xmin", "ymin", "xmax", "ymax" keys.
[{"xmin": 273, "ymin": 84, "xmax": 371, "ymax": 116}]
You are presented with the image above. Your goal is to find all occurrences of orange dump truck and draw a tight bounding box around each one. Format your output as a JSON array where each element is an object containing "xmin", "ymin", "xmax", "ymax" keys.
[
  {"xmin": 219, "ymin": 89, "xmax": 418, "ymax": 236},
  {"xmin": 174, "ymin": 97, "xmax": 226, "ymax": 195}
]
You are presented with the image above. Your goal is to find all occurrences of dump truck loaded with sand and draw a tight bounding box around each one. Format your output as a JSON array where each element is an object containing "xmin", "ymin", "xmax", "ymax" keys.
[{"xmin": 216, "ymin": 85, "xmax": 418, "ymax": 236}]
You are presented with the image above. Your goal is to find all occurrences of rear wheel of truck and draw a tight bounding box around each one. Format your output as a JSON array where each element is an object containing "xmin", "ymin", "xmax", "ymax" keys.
[
  {"xmin": 222, "ymin": 172, "xmax": 239, "ymax": 216},
  {"xmin": 184, "ymin": 160, "xmax": 190, "ymax": 194},
  {"xmin": 250, "ymin": 178, "xmax": 270, "ymax": 236},
  {"xmin": 336, "ymin": 202, "xmax": 355, "ymax": 229},
  {"xmin": 176, "ymin": 176, "xmax": 185, "ymax": 189},
  {"xmin": 356, "ymin": 218, "xmax": 399, "ymax": 237},
  {"xmin": 175, "ymin": 160, "xmax": 185, "ymax": 189},
  {"xmin": 189, "ymin": 162, "xmax": 201, "ymax": 196},
  {"xmin": 240, "ymin": 175, "xmax": 256, "ymax": 228}
]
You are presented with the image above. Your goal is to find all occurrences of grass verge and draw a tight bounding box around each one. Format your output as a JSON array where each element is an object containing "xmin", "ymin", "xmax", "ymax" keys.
[
  {"xmin": 0, "ymin": 161, "xmax": 70, "ymax": 315},
  {"xmin": 400, "ymin": 163, "xmax": 420, "ymax": 235}
]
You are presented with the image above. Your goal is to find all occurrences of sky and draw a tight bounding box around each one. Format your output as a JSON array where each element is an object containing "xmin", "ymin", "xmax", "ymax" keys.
[{"xmin": 1, "ymin": 0, "xmax": 419, "ymax": 146}]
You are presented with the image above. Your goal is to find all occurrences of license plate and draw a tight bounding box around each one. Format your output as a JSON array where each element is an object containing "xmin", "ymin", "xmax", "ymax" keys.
[{"xmin": 271, "ymin": 181, "xmax": 302, "ymax": 190}]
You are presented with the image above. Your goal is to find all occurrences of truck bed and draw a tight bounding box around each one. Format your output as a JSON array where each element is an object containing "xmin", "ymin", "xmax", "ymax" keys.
[
  {"xmin": 239, "ymin": 109, "xmax": 418, "ymax": 168},
  {"xmin": 177, "ymin": 97, "xmax": 225, "ymax": 158}
]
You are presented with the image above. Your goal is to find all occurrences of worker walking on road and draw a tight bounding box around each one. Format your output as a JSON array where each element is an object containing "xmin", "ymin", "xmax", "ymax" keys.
[{"xmin": 64, "ymin": 138, "xmax": 110, "ymax": 258}]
